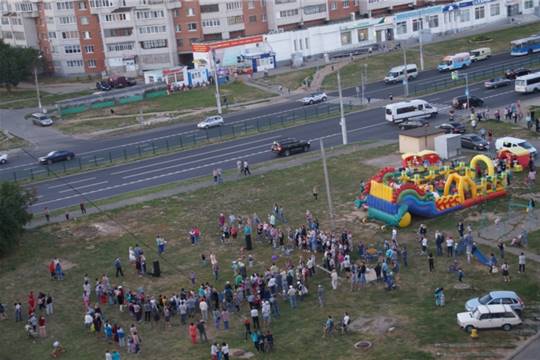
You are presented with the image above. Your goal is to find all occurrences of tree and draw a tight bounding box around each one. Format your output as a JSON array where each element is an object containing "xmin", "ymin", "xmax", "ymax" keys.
[
  {"xmin": 0, "ymin": 181, "xmax": 35, "ymax": 254},
  {"xmin": 0, "ymin": 40, "xmax": 39, "ymax": 91}
]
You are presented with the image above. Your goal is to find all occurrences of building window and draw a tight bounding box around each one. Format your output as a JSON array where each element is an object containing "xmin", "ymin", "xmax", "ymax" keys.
[
  {"xmin": 275, "ymin": 0, "xmax": 296, "ymax": 3},
  {"xmin": 82, "ymin": 31, "xmax": 91, "ymax": 39},
  {"xmin": 331, "ymin": 2, "xmax": 337, "ymax": 10},
  {"xmin": 226, "ymin": 2, "xmax": 242, "ymax": 10},
  {"xmin": 138, "ymin": 25, "xmax": 167, "ymax": 34},
  {"xmin": 249, "ymin": 15, "xmax": 256, "ymax": 22},
  {"xmin": 428, "ymin": 15, "xmax": 439, "ymax": 28},
  {"xmin": 46, "ymin": 17, "xmax": 54, "ymax": 24},
  {"xmin": 1, "ymin": 18, "xmax": 8, "ymax": 25},
  {"xmin": 396, "ymin": 21, "xmax": 407, "ymax": 35},
  {"xmin": 136, "ymin": 10, "xmax": 165, "ymax": 19},
  {"xmin": 66, "ymin": 60, "xmax": 84, "ymax": 67},
  {"xmin": 227, "ymin": 15, "xmax": 242, "ymax": 25},
  {"xmin": 474, "ymin": 6, "xmax": 485, "ymax": 20},
  {"xmin": 305, "ymin": 37, "xmax": 309, "ymax": 49},
  {"xmin": 460, "ymin": 9, "xmax": 470, "ymax": 22},
  {"xmin": 85, "ymin": 45, "xmax": 94, "ymax": 53},
  {"xmin": 202, "ymin": 19, "xmax": 220, "ymax": 27},
  {"xmin": 104, "ymin": 13, "xmax": 128, "ymax": 22},
  {"xmin": 176, "ymin": 38, "xmax": 183, "ymax": 47},
  {"xmin": 188, "ymin": 22, "xmax": 197, "ymax": 31},
  {"xmin": 56, "ymin": 2, "xmax": 74, "ymax": 10},
  {"xmin": 58, "ymin": 16, "xmax": 76, "ymax": 24},
  {"xmin": 89, "ymin": 0, "xmax": 113, "ymax": 8},
  {"xmin": 44, "ymin": 3, "xmax": 52, "ymax": 9},
  {"xmin": 279, "ymin": 9, "xmax": 298, "ymax": 17},
  {"xmin": 248, "ymin": 0, "xmax": 256, "ymax": 9},
  {"xmin": 303, "ymin": 4, "xmax": 326, "ymax": 15},
  {"xmin": 140, "ymin": 39, "xmax": 168, "ymax": 49},
  {"xmin": 412, "ymin": 18, "xmax": 422, "ymax": 32},
  {"xmin": 173, "ymin": 9, "xmax": 180, "ymax": 17},
  {"xmin": 200, "ymin": 4, "xmax": 219, "ymax": 13},
  {"xmin": 357, "ymin": 28, "xmax": 368, "ymax": 41},
  {"xmin": 87, "ymin": 59, "xmax": 97, "ymax": 68},
  {"xmin": 106, "ymin": 42, "xmax": 134, "ymax": 51},
  {"xmin": 175, "ymin": 24, "xmax": 181, "ymax": 32},
  {"xmin": 262, "ymin": 14, "xmax": 267, "ymax": 22},
  {"xmin": 293, "ymin": 39, "xmax": 297, "ymax": 51},
  {"xmin": 343, "ymin": 0, "xmax": 350, "ymax": 8},
  {"xmin": 79, "ymin": 1, "xmax": 87, "ymax": 10},
  {"xmin": 341, "ymin": 31, "xmax": 351, "ymax": 45},
  {"xmin": 525, "ymin": 0, "xmax": 534, "ymax": 9},
  {"xmin": 80, "ymin": 16, "xmax": 89, "ymax": 25},
  {"xmin": 187, "ymin": 8, "xmax": 194, "ymax": 16},
  {"xmin": 61, "ymin": 31, "xmax": 79, "ymax": 39},
  {"xmin": 64, "ymin": 44, "xmax": 81, "ymax": 54},
  {"xmin": 47, "ymin": 31, "xmax": 57, "ymax": 39},
  {"xmin": 490, "ymin": 3, "xmax": 500, "ymax": 16}
]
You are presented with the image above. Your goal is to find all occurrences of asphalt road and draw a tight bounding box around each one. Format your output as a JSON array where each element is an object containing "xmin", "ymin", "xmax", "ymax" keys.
[
  {"xmin": 25, "ymin": 75, "xmax": 537, "ymax": 213},
  {"xmin": 2, "ymin": 52, "xmax": 538, "ymax": 172}
]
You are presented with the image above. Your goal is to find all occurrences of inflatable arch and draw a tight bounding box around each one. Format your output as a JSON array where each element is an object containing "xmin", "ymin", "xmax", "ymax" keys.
[
  {"xmin": 470, "ymin": 154, "xmax": 495, "ymax": 177},
  {"xmin": 443, "ymin": 173, "xmax": 477, "ymax": 203}
]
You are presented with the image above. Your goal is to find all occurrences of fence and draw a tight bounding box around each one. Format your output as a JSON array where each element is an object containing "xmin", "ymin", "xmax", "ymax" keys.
[
  {"xmin": 411, "ymin": 55, "xmax": 540, "ymax": 96},
  {"xmin": 2, "ymin": 102, "xmax": 351, "ymax": 183}
]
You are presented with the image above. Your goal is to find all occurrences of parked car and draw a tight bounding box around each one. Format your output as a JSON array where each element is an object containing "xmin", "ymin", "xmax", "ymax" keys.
[
  {"xmin": 484, "ymin": 77, "xmax": 512, "ymax": 89},
  {"xmin": 301, "ymin": 92, "xmax": 327, "ymax": 105},
  {"xmin": 398, "ymin": 119, "xmax": 429, "ymax": 130},
  {"xmin": 452, "ymin": 95, "xmax": 484, "ymax": 109},
  {"xmin": 465, "ymin": 291, "xmax": 525, "ymax": 315},
  {"xmin": 38, "ymin": 150, "xmax": 75, "ymax": 165},
  {"xmin": 495, "ymin": 136, "xmax": 537, "ymax": 157},
  {"xmin": 437, "ymin": 122, "xmax": 466, "ymax": 134},
  {"xmin": 271, "ymin": 138, "xmax": 310, "ymax": 156},
  {"xmin": 457, "ymin": 304, "xmax": 522, "ymax": 333},
  {"xmin": 0, "ymin": 153, "xmax": 7, "ymax": 164},
  {"xmin": 505, "ymin": 68, "xmax": 531, "ymax": 80},
  {"xmin": 461, "ymin": 133, "xmax": 488, "ymax": 150},
  {"xmin": 197, "ymin": 115, "xmax": 224, "ymax": 129},
  {"xmin": 31, "ymin": 113, "xmax": 54, "ymax": 126},
  {"xmin": 96, "ymin": 80, "xmax": 112, "ymax": 91}
]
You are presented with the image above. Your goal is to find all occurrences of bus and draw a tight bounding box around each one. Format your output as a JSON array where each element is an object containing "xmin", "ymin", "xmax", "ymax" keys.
[
  {"xmin": 515, "ymin": 72, "xmax": 540, "ymax": 93},
  {"xmin": 385, "ymin": 99, "xmax": 438, "ymax": 123},
  {"xmin": 437, "ymin": 52, "xmax": 471, "ymax": 72},
  {"xmin": 511, "ymin": 35, "xmax": 540, "ymax": 56}
]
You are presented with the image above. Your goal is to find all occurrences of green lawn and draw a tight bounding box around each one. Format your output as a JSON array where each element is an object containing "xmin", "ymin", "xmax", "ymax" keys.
[
  {"xmin": 0, "ymin": 131, "xmax": 27, "ymax": 151},
  {"xmin": 264, "ymin": 68, "xmax": 316, "ymax": 91},
  {"xmin": 0, "ymin": 89, "xmax": 94, "ymax": 109},
  {"xmin": 1, "ymin": 144, "xmax": 538, "ymax": 360},
  {"xmin": 322, "ymin": 22, "xmax": 540, "ymax": 90},
  {"xmin": 56, "ymin": 116, "xmax": 140, "ymax": 135}
]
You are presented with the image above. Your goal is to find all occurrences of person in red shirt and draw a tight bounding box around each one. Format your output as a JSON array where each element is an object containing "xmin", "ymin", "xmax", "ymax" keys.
[
  {"xmin": 49, "ymin": 260, "xmax": 56, "ymax": 280},
  {"xmin": 189, "ymin": 322, "xmax": 197, "ymax": 344},
  {"xmin": 38, "ymin": 315, "xmax": 47, "ymax": 337},
  {"xmin": 28, "ymin": 291, "xmax": 36, "ymax": 315}
]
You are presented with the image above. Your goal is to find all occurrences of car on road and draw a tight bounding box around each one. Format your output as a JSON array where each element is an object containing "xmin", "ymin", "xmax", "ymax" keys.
[
  {"xmin": 461, "ymin": 133, "xmax": 488, "ymax": 150},
  {"xmin": 271, "ymin": 138, "xmax": 310, "ymax": 156},
  {"xmin": 437, "ymin": 122, "xmax": 466, "ymax": 134},
  {"xmin": 465, "ymin": 291, "xmax": 525, "ymax": 315},
  {"xmin": 301, "ymin": 92, "xmax": 327, "ymax": 105},
  {"xmin": 457, "ymin": 304, "xmax": 522, "ymax": 333},
  {"xmin": 495, "ymin": 136, "xmax": 537, "ymax": 157},
  {"xmin": 38, "ymin": 150, "xmax": 75, "ymax": 165},
  {"xmin": 0, "ymin": 153, "xmax": 7, "ymax": 164},
  {"xmin": 197, "ymin": 115, "xmax": 224, "ymax": 129},
  {"xmin": 452, "ymin": 95, "xmax": 484, "ymax": 109},
  {"xmin": 484, "ymin": 77, "xmax": 512, "ymax": 89},
  {"xmin": 398, "ymin": 119, "xmax": 429, "ymax": 130},
  {"xmin": 31, "ymin": 113, "xmax": 54, "ymax": 126},
  {"xmin": 505, "ymin": 68, "xmax": 531, "ymax": 80}
]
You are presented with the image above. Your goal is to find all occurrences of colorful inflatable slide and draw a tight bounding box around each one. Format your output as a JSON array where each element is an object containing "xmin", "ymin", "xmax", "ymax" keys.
[{"xmin": 355, "ymin": 151, "xmax": 507, "ymax": 228}]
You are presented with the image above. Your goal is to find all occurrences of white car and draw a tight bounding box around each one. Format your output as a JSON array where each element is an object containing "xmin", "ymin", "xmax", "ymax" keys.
[
  {"xmin": 0, "ymin": 153, "xmax": 7, "ymax": 164},
  {"xmin": 457, "ymin": 304, "xmax": 522, "ymax": 333},
  {"xmin": 495, "ymin": 136, "xmax": 537, "ymax": 158},
  {"xmin": 301, "ymin": 92, "xmax": 327, "ymax": 105},
  {"xmin": 197, "ymin": 115, "xmax": 224, "ymax": 129}
]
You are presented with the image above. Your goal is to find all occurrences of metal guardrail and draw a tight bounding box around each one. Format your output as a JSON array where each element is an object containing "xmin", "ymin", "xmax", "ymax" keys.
[
  {"xmin": 1, "ymin": 102, "xmax": 351, "ymax": 183},
  {"xmin": 411, "ymin": 55, "xmax": 540, "ymax": 96}
]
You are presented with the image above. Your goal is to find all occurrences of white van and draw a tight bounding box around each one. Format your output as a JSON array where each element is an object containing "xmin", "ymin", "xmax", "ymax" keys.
[
  {"xmin": 515, "ymin": 72, "xmax": 540, "ymax": 93},
  {"xmin": 385, "ymin": 99, "xmax": 438, "ymax": 123},
  {"xmin": 495, "ymin": 136, "xmax": 537, "ymax": 157},
  {"xmin": 470, "ymin": 47, "xmax": 491, "ymax": 62},
  {"xmin": 384, "ymin": 64, "xmax": 418, "ymax": 84}
]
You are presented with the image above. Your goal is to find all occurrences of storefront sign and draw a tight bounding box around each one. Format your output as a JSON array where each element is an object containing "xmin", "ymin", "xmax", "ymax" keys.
[
  {"xmin": 191, "ymin": 35, "xmax": 263, "ymax": 53},
  {"xmin": 394, "ymin": 5, "xmax": 442, "ymax": 21}
]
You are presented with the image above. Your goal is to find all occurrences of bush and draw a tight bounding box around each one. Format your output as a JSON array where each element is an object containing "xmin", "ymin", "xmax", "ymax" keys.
[{"xmin": 0, "ymin": 182, "xmax": 34, "ymax": 255}]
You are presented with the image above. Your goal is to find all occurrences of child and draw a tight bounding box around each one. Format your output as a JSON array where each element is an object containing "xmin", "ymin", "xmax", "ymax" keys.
[{"xmin": 457, "ymin": 268, "xmax": 464, "ymax": 282}]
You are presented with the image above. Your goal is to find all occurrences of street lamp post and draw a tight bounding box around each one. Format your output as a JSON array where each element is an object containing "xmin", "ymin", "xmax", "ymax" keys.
[
  {"xmin": 337, "ymin": 70, "xmax": 348, "ymax": 145},
  {"xmin": 419, "ymin": 29, "xmax": 425, "ymax": 71},
  {"xmin": 211, "ymin": 49, "xmax": 222, "ymax": 115},
  {"xmin": 402, "ymin": 43, "xmax": 409, "ymax": 97},
  {"xmin": 34, "ymin": 54, "xmax": 43, "ymax": 111}
]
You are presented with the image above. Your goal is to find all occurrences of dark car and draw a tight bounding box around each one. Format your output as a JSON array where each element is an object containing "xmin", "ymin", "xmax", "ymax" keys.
[
  {"xmin": 461, "ymin": 134, "xmax": 488, "ymax": 151},
  {"xmin": 505, "ymin": 68, "xmax": 531, "ymax": 80},
  {"xmin": 452, "ymin": 95, "xmax": 484, "ymax": 109},
  {"xmin": 398, "ymin": 119, "xmax": 429, "ymax": 130},
  {"xmin": 96, "ymin": 80, "xmax": 112, "ymax": 91},
  {"xmin": 484, "ymin": 77, "xmax": 512, "ymax": 89},
  {"xmin": 271, "ymin": 138, "xmax": 310, "ymax": 156},
  {"xmin": 437, "ymin": 122, "xmax": 466, "ymax": 134},
  {"xmin": 38, "ymin": 150, "xmax": 75, "ymax": 165}
]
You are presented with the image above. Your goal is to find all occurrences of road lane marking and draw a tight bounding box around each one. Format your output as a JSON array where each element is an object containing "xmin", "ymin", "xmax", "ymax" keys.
[
  {"xmin": 57, "ymin": 180, "xmax": 109, "ymax": 194},
  {"xmin": 48, "ymin": 176, "xmax": 97, "ymax": 189}
]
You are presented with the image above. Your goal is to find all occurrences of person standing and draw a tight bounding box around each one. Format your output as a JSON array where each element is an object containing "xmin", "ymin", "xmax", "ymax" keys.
[
  {"xmin": 250, "ymin": 307, "xmax": 260, "ymax": 330},
  {"xmin": 46, "ymin": 294, "xmax": 54, "ymax": 315},
  {"xmin": 243, "ymin": 160, "xmax": 251, "ymax": 175},
  {"xmin": 312, "ymin": 185, "xmax": 318, "ymax": 200},
  {"xmin": 501, "ymin": 262, "xmax": 510, "ymax": 282},
  {"xmin": 114, "ymin": 257, "xmax": 124, "ymax": 277},
  {"xmin": 38, "ymin": 315, "xmax": 47, "ymax": 337},
  {"xmin": 156, "ymin": 234, "xmax": 166, "ymax": 256},
  {"xmin": 317, "ymin": 284, "xmax": 324, "ymax": 307},
  {"xmin": 44, "ymin": 207, "xmax": 50, "ymax": 222},
  {"xmin": 14, "ymin": 302, "xmax": 22, "ymax": 322},
  {"xmin": 189, "ymin": 322, "xmax": 197, "ymax": 344},
  {"xmin": 287, "ymin": 286, "xmax": 297, "ymax": 309},
  {"xmin": 330, "ymin": 269, "xmax": 338, "ymax": 290},
  {"xmin": 518, "ymin": 253, "xmax": 526, "ymax": 273},
  {"xmin": 199, "ymin": 299, "xmax": 208, "ymax": 321},
  {"xmin": 221, "ymin": 342, "xmax": 230, "ymax": 360},
  {"xmin": 323, "ymin": 315, "xmax": 334, "ymax": 337},
  {"xmin": 197, "ymin": 320, "xmax": 208, "ymax": 342},
  {"xmin": 446, "ymin": 236, "xmax": 454, "ymax": 257},
  {"xmin": 80, "ymin": 201, "xmax": 87, "ymax": 215},
  {"xmin": 428, "ymin": 253, "xmax": 434, "ymax": 272}
]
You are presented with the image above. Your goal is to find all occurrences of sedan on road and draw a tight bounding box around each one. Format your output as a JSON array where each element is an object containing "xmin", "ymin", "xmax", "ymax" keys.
[
  {"xmin": 31, "ymin": 113, "xmax": 54, "ymax": 127},
  {"xmin": 38, "ymin": 150, "xmax": 75, "ymax": 165},
  {"xmin": 0, "ymin": 153, "xmax": 7, "ymax": 164},
  {"xmin": 301, "ymin": 92, "xmax": 327, "ymax": 105},
  {"xmin": 452, "ymin": 95, "xmax": 484, "ymax": 109},
  {"xmin": 437, "ymin": 122, "xmax": 466, "ymax": 134},
  {"xmin": 505, "ymin": 68, "xmax": 531, "ymax": 80},
  {"xmin": 461, "ymin": 134, "xmax": 488, "ymax": 151},
  {"xmin": 197, "ymin": 115, "xmax": 224, "ymax": 129},
  {"xmin": 398, "ymin": 119, "xmax": 429, "ymax": 130},
  {"xmin": 271, "ymin": 138, "xmax": 310, "ymax": 156},
  {"xmin": 484, "ymin": 77, "xmax": 512, "ymax": 89}
]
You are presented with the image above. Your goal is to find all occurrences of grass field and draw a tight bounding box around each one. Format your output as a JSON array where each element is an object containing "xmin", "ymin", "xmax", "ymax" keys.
[
  {"xmin": 264, "ymin": 68, "xmax": 316, "ymax": 92},
  {"xmin": 1, "ymin": 144, "xmax": 539, "ymax": 360},
  {"xmin": 0, "ymin": 89, "xmax": 93, "ymax": 109},
  {"xmin": 0, "ymin": 131, "xmax": 27, "ymax": 151},
  {"xmin": 322, "ymin": 22, "xmax": 540, "ymax": 90}
]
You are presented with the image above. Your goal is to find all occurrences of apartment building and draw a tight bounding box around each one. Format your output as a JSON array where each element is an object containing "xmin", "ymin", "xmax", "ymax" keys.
[{"xmin": 0, "ymin": 0, "xmax": 39, "ymax": 48}]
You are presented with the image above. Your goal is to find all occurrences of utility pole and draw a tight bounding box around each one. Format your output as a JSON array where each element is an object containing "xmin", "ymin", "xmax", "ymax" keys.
[
  {"xmin": 364, "ymin": 63, "xmax": 368, "ymax": 102},
  {"xmin": 402, "ymin": 43, "xmax": 409, "ymax": 97},
  {"xmin": 320, "ymin": 138, "xmax": 336, "ymax": 230},
  {"xmin": 419, "ymin": 30, "xmax": 425, "ymax": 71},
  {"xmin": 337, "ymin": 71, "xmax": 348, "ymax": 145},
  {"xmin": 464, "ymin": 72, "xmax": 470, "ymax": 110},
  {"xmin": 211, "ymin": 49, "xmax": 222, "ymax": 115}
]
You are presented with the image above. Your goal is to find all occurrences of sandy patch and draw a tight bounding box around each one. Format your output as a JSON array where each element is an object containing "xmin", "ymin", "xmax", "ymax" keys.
[
  {"xmin": 349, "ymin": 316, "xmax": 399, "ymax": 335},
  {"xmin": 362, "ymin": 153, "xmax": 402, "ymax": 169},
  {"xmin": 70, "ymin": 221, "xmax": 126, "ymax": 240}
]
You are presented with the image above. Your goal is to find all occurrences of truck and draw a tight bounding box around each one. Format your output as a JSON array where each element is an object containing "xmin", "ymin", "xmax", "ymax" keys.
[{"xmin": 437, "ymin": 52, "xmax": 471, "ymax": 72}]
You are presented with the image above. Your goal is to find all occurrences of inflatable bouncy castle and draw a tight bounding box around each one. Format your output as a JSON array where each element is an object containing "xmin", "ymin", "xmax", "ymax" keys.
[{"xmin": 355, "ymin": 152, "xmax": 507, "ymax": 228}]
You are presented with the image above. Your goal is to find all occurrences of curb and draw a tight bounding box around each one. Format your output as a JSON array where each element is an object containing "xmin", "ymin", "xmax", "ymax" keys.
[{"xmin": 505, "ymin": 332, "xmax": 540, "ymax": 360}]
